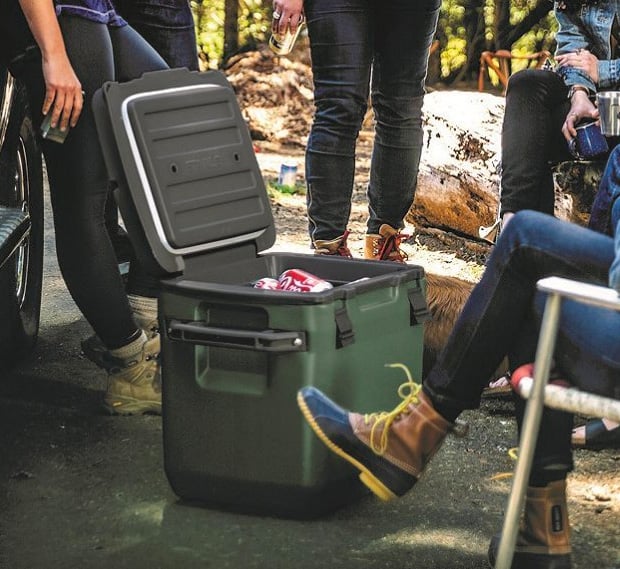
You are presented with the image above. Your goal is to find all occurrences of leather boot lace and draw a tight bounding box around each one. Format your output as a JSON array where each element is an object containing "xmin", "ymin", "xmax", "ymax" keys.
[
  {"xmin": 363, "ymin": 363, "xmax": 469, "ymax": 455},
  {"xmin": 314, "ymin": 230, "xmax": 353, "ymax": 257},
  {"xmin": 335, "ymin": 230, "xmax": 353, "ymax": 257},
  {"xmin": 364, "ymin": 363, "xmax": 421, "ymax": 455},
  {"xmin": 375, "ymin": 230, "xmax": 409, "ymax": 262}
]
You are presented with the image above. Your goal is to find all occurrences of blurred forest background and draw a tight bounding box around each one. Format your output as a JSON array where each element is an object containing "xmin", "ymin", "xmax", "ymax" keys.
[{"xmin": 191, "ymin": 0, "xmax": 558, "ymax": 88}]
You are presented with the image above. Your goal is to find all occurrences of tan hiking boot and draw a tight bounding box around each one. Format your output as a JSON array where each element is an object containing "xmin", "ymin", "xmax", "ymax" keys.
[
  {"xmin": 313, "ymin": 230, "xmax": 353, "ymax": 257},
  {"xmin": 81, "ymin": 306, "xmax": 158, "ymax": 369},
  {"xmin": 488, "ymin": 479, "xmax": 572, "ymax": 568},
  {"xmin": 297, "ymin": 369, "xmax": 462, "ymax": 500},
  {"xmin": 133, "ymin": 312, "xmax": 159, "ymax": 338},
  {"xmin": 364, "ymin": 224, "xmax": 409, "ymax": 262},
  {"xmin": 128, "ymin": 294, "xmax": 159, "ymax": 337},
  {"xmin": 104, "ymin": 335, "xmax": 162, "ymax": 415}
]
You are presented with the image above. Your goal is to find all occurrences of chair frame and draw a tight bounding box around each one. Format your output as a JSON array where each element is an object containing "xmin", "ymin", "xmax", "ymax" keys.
[
  {"xmin": 494, "ymin": 276, "xmax": 620, "ymax": 569},
  {"xmin": 478, "ymin": 49, "xmax": 551, "ymax": 93}
]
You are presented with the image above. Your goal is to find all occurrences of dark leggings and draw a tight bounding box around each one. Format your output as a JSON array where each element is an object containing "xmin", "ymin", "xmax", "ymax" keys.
[
  {"xmin": 19, "ymin": 16, "xmax": 167, "ymax": 349},
  {"xmin": 501, "ymin": 69, "xmax": 572, "ymax": 217}
]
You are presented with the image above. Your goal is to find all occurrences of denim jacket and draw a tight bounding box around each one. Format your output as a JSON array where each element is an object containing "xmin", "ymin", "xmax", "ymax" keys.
[
  {"xmin": 589, "ymin": 145, "xmax": 620, "ymax": 291},
  {"xmin": 610, "ymin": 190, "xmax": 620, "ymax": 292},
  {"xmin": 555, "ymin": 0, "xmax": 620, "ymax": 91}
]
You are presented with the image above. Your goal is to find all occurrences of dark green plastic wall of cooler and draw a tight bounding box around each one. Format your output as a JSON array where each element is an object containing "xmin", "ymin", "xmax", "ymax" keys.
[{"xmin": 160, "ymin": 252, "xmax": 428, "ymax": 518}]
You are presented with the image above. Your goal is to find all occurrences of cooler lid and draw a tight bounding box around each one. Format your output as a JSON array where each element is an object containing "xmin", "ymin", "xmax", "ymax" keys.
[{"xmin": 93, "ymin": 68, "xmax": 276, "ymax": 275}]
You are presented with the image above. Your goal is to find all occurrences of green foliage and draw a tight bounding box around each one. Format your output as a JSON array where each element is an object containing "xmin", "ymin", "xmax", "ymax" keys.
[
  {"xmin": 239, "ymin": 0, "xmax": 271, "ymax": 48},
  {"xmin": 268, "ymin": 180, "xmax": 306, "ymax": 196},
  {"xmin": 441, "ymin": 36, "xmax": 468, "ymax": 78},
  {"xmin": 437, "ymin": 0, "xmax": 557, "ymax": 82},
  {"xmin": 193, "ymin": 0, "xmax": 270, "ymax": 68}
]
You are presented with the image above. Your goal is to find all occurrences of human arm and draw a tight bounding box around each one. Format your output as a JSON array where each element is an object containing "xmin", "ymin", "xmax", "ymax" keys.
[
  {"xmin": 272, "ymin": 0, "xmax": 304, "ymax": 36},
  {"xmin": 553, "ymin": 6, "xmax": 597, "ymax": 91},
  {"xmin": 561, "ymin": 88, "xmax": 598, "ymax": 141},
  {"xmin": 551, "ymin": 6, "xmax": 598, "ymax": 139},
  {"xmin": 555, "ymin": 3, "xmax": 620, "ymax": 90},
  {"xmin": 17, "ymin": 0, "xmax": 83, "ymax": 130},
  {"xmin": 556, "ymin": 49, "xmax": 600, "ymax": 84}
]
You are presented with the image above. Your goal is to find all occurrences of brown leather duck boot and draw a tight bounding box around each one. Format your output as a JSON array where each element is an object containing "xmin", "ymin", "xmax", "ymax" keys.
[
  {"xmin": 364, "ymin": 223, "xmax": 409, "ymax": 262},
  {"xmin": 297, "ymin": 377, "xmax": 461, "ymax": 500},
  {"xmin": 313, "ymin": 230, "xmax": 353, "ymax": 257},
  {"xmin": 488, "ymin": 479, "xmax": 572, "ymax": 569}
]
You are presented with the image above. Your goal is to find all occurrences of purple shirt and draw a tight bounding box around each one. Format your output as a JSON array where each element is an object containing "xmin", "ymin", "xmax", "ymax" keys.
[{"xmin": 54, "ymin": 1, "xmax": 127, "ymax": 26}]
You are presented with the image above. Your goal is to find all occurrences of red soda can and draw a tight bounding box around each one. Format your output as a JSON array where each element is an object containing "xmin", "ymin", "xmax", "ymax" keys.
[
  {"xmin": 253, "ymin": 277, "xmax": 281, "ymax": 290},
  {"xmin": 277, "ymin": 268, "xmax": 333, "ymax": 292}
]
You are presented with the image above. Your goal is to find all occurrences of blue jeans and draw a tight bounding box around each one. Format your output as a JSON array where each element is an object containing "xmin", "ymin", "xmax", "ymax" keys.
[
  {"xmin": 115, "ymin": 0, "xmax": 199, "ymax": 71},
  {"xmin": 304, "ymin": 0, "xmax": 440, "ymax": 241},
  {"xmin": 424, "ymin": 211, "xmax": 619, "ymax": 475},
  {"xmin": 590, "ymin": 144, "xmax": 620, "ymax": 235}
]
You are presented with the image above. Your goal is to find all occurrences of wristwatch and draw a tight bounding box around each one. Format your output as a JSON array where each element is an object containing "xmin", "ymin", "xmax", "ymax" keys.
[{"xmin": 567, "ymin": 85, "xmax": 590, "ymax": 99}]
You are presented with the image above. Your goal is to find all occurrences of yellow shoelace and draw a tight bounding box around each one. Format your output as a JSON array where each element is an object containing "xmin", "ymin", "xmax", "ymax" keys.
[
  {"xmin": 363, "ymin": 363, "xmax": 422, "ymax": 455},
  {"xmin": 489, "ymin": 447, "xmax": 519, "ymax": 481}
]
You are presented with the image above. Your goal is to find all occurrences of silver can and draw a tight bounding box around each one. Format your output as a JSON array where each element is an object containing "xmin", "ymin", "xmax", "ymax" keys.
[{"xmin": 269, "ymin": 18, "xmax": 305, "ymax": 56}]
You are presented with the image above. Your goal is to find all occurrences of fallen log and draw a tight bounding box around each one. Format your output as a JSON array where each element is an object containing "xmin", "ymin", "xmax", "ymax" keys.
[{"xmin": 410, "ymin": 90, "xmax": 602, "ymax": 237}]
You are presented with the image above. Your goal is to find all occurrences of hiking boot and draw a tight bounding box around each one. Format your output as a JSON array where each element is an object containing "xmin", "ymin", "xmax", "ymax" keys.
[
  {"xmin": 297, "ymin": 374, "xmax": 457, "ymax": 500},
  {"xmin": 364, "ymin": 224, "xmax": 409, "ymax": 262},
  {"xmin": 81, "ymin": 313, "xmax": 159, "ymax": 369},
  {"xmin": 103, "ymin": 335, "xmax": 162, "ymax": 415},
  {"xmin": 313, "ymin": 230, "xmax": 353, "ymax": 257},
  {"xmin": 488, "ymin": 480, "xmax": 572, "ymax": 569}
]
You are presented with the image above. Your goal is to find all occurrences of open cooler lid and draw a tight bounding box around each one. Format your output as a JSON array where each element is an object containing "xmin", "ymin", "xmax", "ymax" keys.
[{"xmin": 93, "ymin": 68, "xmax": 276, "ymax": 276}]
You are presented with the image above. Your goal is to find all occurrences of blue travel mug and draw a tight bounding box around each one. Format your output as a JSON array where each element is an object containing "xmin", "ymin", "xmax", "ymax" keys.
[{"xmin": 568, "ymin": 120, "xmax": 609, "ymax": 159}]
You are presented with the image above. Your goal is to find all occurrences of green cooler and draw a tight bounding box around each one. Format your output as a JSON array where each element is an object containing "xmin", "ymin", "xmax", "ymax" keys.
[{"xmin": 93, "ymin": 68, "xmax": 429, "ymax": 518}]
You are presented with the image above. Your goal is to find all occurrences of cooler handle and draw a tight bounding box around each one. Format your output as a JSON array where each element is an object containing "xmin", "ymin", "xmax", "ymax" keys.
[
  {"xmin": 409, "ymin": 284, "xmax": 431, "ymax": 325},
  {"xmin": 166, "ymin": 320, "xmax": 307, "ymax": 352}
]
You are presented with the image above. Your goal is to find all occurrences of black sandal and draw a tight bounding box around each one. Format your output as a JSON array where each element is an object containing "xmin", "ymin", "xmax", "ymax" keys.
[
  {"xmin": 481, "ymin": 372, "xmax": 513, "ymax": 399},
  {"xmin": 572, "ymin": 419, "xmax": 620, "ymax": 450}
]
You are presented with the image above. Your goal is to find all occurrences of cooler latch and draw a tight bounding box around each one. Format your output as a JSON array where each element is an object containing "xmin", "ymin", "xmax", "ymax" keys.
[
  {"xmin": 408, "ymin": 283, "xmax": 431, "ymax": 325},
  {"xmin": 335, "ymin": 306, "xmax": 355, "ymax": 348}
]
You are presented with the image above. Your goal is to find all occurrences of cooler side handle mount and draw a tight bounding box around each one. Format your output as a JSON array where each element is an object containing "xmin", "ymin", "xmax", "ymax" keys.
[
  {"xmin": 408, "ymin": 282, "xmax": 431, "ymax": 325},
  {"xmin": 167, "ymin": 320, "xmax": 307, "ymax": 352}
]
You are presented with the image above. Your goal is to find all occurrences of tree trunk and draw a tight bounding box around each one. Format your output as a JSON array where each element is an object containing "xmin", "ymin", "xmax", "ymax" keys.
[
  {"xmin": 454, "ymin": 0, "xmax": 486, "ymax": 83},
  {"xmin": 223, "ymin": 0, "xmax": 239, "ymax": 62},
  {"xmin": 494, "ymin": 0, "xmax": 511, "ymax": 50},
  {"xmin": 409, "ymin": 91, "xmax": 504, "ymax": 237}
]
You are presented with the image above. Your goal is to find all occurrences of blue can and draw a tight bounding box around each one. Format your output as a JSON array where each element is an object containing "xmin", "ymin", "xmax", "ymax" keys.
[{"xmin": 278, "ymin": 161, "xmax": 298, "ymax": 187}]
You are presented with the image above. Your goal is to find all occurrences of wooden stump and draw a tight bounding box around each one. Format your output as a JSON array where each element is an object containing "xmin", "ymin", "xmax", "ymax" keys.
[{"xmin": 553, "ymin": 160, "xmax": 605, "ymax": 227}]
